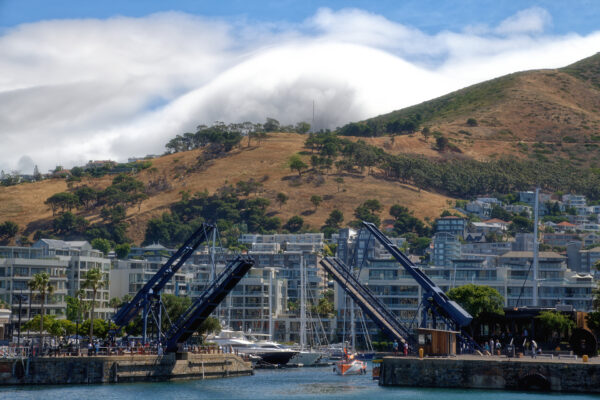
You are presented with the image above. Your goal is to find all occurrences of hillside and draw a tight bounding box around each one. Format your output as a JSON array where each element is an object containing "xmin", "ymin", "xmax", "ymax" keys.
[
  {"xmin": 363, "ymin": 53, "xmax": 600, "ymax": 165},
  {"xmin": 0, "ymin": 133, "xmax": 453, "ymax": 245}
]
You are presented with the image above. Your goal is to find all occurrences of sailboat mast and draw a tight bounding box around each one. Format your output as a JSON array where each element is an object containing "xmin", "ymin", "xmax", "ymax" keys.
[
  {"xmin": 268, "ymin": 268, "xmax": 274, "ymax": 339},
  {"xmin": 300, "ymin": 255, "xmax": 307, "ymax": 350},
  {"xmin": 350, "ymin": 299, "xmax": 355, "ymax": 351}
]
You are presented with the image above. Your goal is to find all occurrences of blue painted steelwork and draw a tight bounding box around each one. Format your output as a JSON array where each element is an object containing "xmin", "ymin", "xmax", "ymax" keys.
[
  {"xmin": 164, "ymin": 255, "xmax": 255, "ymax": 352},
  {"xmin": 361, "ymin": 221, "xmax": 473, "ymax": 329},
  {"xmin": 112, "ymin": 223, "xmax": 215, "ymax": 331},
  {"xmin": 320, "ymin": 257, "xmax": 416, "ymax": 347}
]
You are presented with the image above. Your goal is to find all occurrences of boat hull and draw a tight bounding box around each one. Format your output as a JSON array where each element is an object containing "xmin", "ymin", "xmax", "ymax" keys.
[
  {"xmin": 334, "ymin": 359, "xmax": 367, "ymax": 375},
  {"xmin": 237, "ymin": 349, "xmax": 297, "ymax": 366},
  {"xmin": 289, "ymin": 351, "xmax": 324, "ymax": 366}
]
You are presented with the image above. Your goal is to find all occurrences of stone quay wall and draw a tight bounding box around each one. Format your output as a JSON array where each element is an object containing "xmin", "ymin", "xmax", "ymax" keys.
[
  {"xmin": 379, "ymin": 356, "xmax": 600, "ymax": 393},
  {"xmin": 0, "ymin": 352, "xmax": 252, "ymax": 385}
]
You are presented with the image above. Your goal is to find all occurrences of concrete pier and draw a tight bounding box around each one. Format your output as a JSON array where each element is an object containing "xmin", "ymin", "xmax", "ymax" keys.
[
  {"xmin": 0, "ymin": 352, "xmax": 252, "ymax": 385},
  {"xmin": 379, "ymin": 355, "xmax": 600, "ymax": 393}
]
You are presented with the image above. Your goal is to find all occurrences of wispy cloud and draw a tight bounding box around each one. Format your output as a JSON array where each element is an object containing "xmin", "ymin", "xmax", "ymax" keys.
[{"xmin": 0, "ymin": 8, "xmax": 599, "ymax": 172}]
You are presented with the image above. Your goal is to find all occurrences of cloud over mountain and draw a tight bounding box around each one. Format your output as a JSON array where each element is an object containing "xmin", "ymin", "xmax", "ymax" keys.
[{"xmin": 0, "ymin": 7, "xmax": 599, "ymax": 172}]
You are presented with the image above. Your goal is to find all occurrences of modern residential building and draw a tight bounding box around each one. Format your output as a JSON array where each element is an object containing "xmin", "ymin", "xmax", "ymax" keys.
[
  {"xmin": 435, "ymin": 216, "xmax": 467, "ymax": 238},
  {"xmin": 336, "ymin": 245, "xmax": 595, "ymax": 344},
  {"xmin": 542, "ymin": 233, "xmax": 581, "ymax": 247},
  {"xmin": 0, "ymin": 245, "xmax": 69, "ymax": 333},
  {"xmin": 109, "ymin": 258, "xmax": 194, "ymax": 300},
  {"xmin": 33, "ymin": 239, "xmax": 111, "ymax": 320},
  {"xmin": 432, "ymin": 232, "xmax": 460, "ymax": 267},
  {"xmin": 579, "ymin": 247, "xmax": 600, "ymax": 275},
  {"xmin": 562, "ymin": 194, "xmax": 587, "ymax": 210},
  {"xmin": 519, "ymin": 191, "xmax": 552, "ymax": 215}
]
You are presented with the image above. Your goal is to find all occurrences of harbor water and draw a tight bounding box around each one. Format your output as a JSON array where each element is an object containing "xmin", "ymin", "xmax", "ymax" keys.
[{"xmin": 0, "ymin": 365, "xmax": 598, "ymax": 400}]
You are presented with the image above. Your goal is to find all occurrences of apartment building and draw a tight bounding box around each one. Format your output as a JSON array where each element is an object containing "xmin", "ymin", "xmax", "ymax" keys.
[
  {"xmin": 33, "ymin": 239, "xmax": 111, "ymax": 320},
  {"xmin": 0, "ymin": 246, "xmax": 69, "ymax": 327}
]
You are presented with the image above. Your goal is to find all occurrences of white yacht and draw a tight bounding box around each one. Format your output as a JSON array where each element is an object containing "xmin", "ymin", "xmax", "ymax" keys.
[
  {"xmin": 208, "ymin": 330, "xmax": 297, "ymax": 366},
  {"xmin": 251, "ymin": 334, "xmax": 324, "ymax": 366}
]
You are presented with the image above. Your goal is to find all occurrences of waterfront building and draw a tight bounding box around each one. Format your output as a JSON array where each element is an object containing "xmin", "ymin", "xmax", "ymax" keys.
[
  {"xmin": 0, "ymin": 245, "xmax": 69, "ymax": 331},
  {"xmin": 334, "ymin": 236, "xmax": 595, "ymax": 343},
  {"xmin": 187, "ymin": 233, "xmax": 330, "ymax": 343},
  {"xmin": 109, "ymin": 258, "xmax": 194, "ymax": 300},
  {"xmin": 0, "ymin": 307, "xmax": 10, "ymax": 340},
  {"xmin": 461, "ymin": 241, "xmax": 512, "ymax": 256},
  {"xmin": 33, "ymin": 239, "xmax": 111, "ymax": 319}
]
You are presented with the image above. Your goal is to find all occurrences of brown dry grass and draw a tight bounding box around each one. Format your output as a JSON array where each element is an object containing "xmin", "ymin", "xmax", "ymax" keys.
[{"xmin": 0, "ymin": 132, "xmax": 454, "ymax": 244}]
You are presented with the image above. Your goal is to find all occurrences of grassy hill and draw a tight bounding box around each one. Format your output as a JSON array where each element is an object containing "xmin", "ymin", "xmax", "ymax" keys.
[
  {"xmin": 363, "ymin": 53, "xmax": 600, "ymax": 166},
  {"xmin": 0, "ymin": 133, "xmax": 453, "ymax": 245},
  {"xmin": 3, "ymin": 53, "xmax": 600, "ymax": 245}
]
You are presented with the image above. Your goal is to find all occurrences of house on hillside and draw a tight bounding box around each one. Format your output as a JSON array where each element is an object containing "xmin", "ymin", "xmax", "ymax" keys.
[{"xmin": 555, "ymin": 221, "xmax": 577, "ymax": 233}]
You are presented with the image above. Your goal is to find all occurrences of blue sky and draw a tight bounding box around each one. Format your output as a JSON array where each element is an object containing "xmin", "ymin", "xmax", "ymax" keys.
[
  {"xmin": 2, "ymin": 0, "xmax": 599, "ymax": 34},
  {"xmin": 0, "ymin": 1, "xmax": 599, "ymax": 172}
]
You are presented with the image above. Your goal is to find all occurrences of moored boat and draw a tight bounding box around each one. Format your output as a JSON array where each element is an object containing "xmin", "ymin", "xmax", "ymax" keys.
[{"xmin": 333, "ymin": 350, "xmax": 367, "ymax": 375}]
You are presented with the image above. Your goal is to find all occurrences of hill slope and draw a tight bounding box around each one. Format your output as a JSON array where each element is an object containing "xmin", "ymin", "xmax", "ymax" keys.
[
  {"xmin": 364, "ymin": 53, "xmax": 600, "ymax": 165},
  {"xmin": 0, "ymin": 133, "xmax": 453, "ymax": 244}
]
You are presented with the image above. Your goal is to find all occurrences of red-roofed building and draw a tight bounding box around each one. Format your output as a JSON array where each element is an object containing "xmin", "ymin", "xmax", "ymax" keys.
[{"xmin": 556, "ymin": 221, "xmax": 577, "ymax": 232}]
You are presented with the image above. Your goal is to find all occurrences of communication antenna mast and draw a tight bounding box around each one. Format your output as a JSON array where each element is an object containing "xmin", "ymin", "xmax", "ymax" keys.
[
  {"xmin": 532, "ymin": 187, "xmax": 540, "ymax": 307},
  {"xmin": 312, "ymin": 100, "xmax": 315, "ymax": 133}
]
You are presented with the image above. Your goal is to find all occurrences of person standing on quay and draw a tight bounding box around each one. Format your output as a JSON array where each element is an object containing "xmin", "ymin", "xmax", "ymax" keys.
[{"xmin": 393, "ymin": 339, "xmax": 399, "ymax": 355}]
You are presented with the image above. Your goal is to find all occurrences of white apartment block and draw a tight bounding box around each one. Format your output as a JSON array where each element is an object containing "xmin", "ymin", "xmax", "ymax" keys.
[
  {"xmin": 33, "ymin": 239, "xmax": 111, "ymax": 320},
  {"xmin": 0, "ymin": 246, "xmax": 69, "ymax": 326}
]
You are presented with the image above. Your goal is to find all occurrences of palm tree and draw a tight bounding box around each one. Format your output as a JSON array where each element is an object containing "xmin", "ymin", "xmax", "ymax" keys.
[
  {"xmin": 82, "ymin": 268, "xmax": 104, "ymax": 344},
  {"xmin": 108, "ymin": 297, "xmax": 121, "ymax": 315},
  {"xmin": 28, "ymin": 272, "xmax": 54, "ymax": 345}
]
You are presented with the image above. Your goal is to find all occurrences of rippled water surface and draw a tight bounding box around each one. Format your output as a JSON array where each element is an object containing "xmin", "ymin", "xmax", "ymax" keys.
[{"xmin": 0, "ymin": 366, "xmax": 597, "ymax": 400}]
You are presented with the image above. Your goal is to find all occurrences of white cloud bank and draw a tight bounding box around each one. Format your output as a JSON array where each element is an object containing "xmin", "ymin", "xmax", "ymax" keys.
[{"xmin": 0, "ymin": 7, "xmax": 599, "ymax": 172}]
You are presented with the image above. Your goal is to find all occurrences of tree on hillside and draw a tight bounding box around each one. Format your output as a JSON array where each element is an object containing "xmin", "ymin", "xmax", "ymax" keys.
[
  {"xmin": 74, "ymin": 186, "xmax": 98, "ymax": 209},
  {"xmin": 53, "ymin": 211, "xmax": 88, "ymax": 235},
  {"xmin": 276, "ymin": 192, "xmax": 288, "ymax": 209},
  {"xmin": 435, "ymin": 136, "xmax": 449, "ymax": 152},
  {"xmin": 288, "ymin": 154, "xmax": 308, "ymax": 176},
  {"xmin": 82, "ymin": 268, "xmax": 105, "ymax": 344},
  {"xmin": 264, "ymin": 118, "xmax": 280, "ymax": 132},
  {"xmin": 45, "ymin": 192, "xmax": 79, "ymax": 215},
  {"xmin": 322, "ymin": 209, "xmax": 344, "ymax": 238},
  {"xmin": 325, "ymin": 209, "xmax": 344, "ymax": 228},
  {"xmin": 353, "ymin": 199, "xmax": 383, "ymax": 227},
  {"xmin": 390, "ymin": 205, "xmax": 430, "ymax": 236},
  {"xmin": 284, "ymin": 216, "xmax": 304, "ymax": 233},
  {"xmin": 0, "ymin": 221, "xmax": 18, "ymax": 241},
  {"xmin": 295, "ymin": 122, "xmax": 311, "ymax": 134},
  {"xmin": 310, "ymin": 195, "xmax": 322, "ymax": 210}
]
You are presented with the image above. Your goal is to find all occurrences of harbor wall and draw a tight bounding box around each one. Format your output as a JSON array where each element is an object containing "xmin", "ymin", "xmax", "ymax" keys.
[
  {"xmin": 0, "ymin": 352, "xmax": 252, "ymax": 385},
  {"xmin": 379, "ymin": 356, "xmax": 600, "ymax": 393}
]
